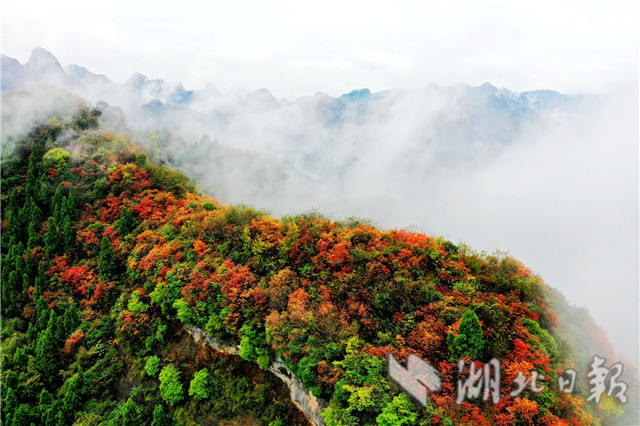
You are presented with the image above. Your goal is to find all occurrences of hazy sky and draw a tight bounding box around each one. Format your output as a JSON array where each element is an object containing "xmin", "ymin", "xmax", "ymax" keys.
[{"xmin": 2, "ymin": 0, "xmax": 638, "ymax": 99}]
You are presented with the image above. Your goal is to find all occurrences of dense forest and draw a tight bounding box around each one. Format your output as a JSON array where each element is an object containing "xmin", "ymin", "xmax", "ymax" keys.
[{"xmin": 1, "ymin": 102, "xmax": 636, "ymax": 425}]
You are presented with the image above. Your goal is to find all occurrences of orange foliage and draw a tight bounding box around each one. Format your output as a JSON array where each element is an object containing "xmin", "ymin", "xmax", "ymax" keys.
[
  {"xmin": 63, "ymin": 329, "xmax": 85, "ymax": 354},
  {"xmin": 507, "ymin": 397, "xmax": 539, "ymax": 424},
  {"xmin": 193, "ymin": 238, "xmax": 207, "ymax": 258}
]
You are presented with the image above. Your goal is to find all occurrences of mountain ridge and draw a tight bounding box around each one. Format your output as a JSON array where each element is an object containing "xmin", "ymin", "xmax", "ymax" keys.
[
  {"xmin": 1, "ymin": 105, "xmax": 637, "ymax": 424},
  {"xmin": 2, "ymin": 47, "xmax": 577, "ymax": 111}
]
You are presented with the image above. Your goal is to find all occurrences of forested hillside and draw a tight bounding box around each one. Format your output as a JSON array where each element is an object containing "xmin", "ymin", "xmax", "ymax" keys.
[{"xmin": 1, "ymin": 103, "xmax": 635, "ymax": 425}]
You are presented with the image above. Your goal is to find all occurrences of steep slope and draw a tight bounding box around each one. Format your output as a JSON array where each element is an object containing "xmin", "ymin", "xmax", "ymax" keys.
[{"xmin": 1, "ymin": 106, "xmax": 636, "ymax": 425}]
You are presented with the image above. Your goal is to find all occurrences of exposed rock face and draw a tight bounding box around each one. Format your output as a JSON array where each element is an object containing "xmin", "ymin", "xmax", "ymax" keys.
[{"xmin": 184, "ymin": 325, "xmax": 328, "ymax": 425}]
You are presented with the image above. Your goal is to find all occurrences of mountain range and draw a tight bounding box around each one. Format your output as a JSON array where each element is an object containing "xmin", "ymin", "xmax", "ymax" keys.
[{"xmin": 2, "ymin": 47, "xmax": 594, "ymax": 222}]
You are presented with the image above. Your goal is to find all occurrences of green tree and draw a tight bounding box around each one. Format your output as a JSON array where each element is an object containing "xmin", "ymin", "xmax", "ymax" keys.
[
  {"xmin": 25, "ymin": 141, "xmax": 44, "ymax": 199},
  {"xmin": 159, "ymin": 364, "xmax": 183, "ymax": 406},
  {"xmin": 117, "ymin": 206, "xmax": 136, "ymax": 235},
  {"xmin": 376, "ymin": 394, "xmax": 418, "ymax": 426},
  {"xmin": 35, "ymin": 328, "xmax": 58, "ymax": 379},
  {"xmin": 58, "ymin": 368, "xmax": 84, "ymax": 424},
  {"xmin": 12, "ymin": 347, "xmax": 27, "ymax": 370},
  {"xmin": 51, "ymin": 184, "xmax": 64, "ymax": 222},
  {"xmin": 98, "ymin": 236, "xmax": 118, "ymax": 280},
  {"xmin": 39, "ymin": 388, "xmax": 52, "ymax": 407},
  {"xmin": 12, "ymin": 404, "xmax": 36, "ymax": 426},
  {"xmin": 66, "ymin": 186, "xmax": 78, "ymax": 220},
  {"xmin": 447, "ymin": 309, "xmax": 485, "ymax": 360},
  {"xmin": 522, "ymin": 317, "xmax": 560, "ymax": 364},
  {"xmin": 35, "ymin": 298, "xmax": 50, "ymax": 331},
  {"xmin": 62, "ymin": 215, "xmax": 74, "ymax": 252},
  {"xmin": 44, "ymin": 216, "xmax": 61, "ymax": 258},
  {"xmin": 42, "ymin": 147, "xmax": 71, "ymax": 176},
  {"xmin": 122, "ymin": 398, "xmax": 143, "ymax": 426},
  {"xmin": 239, "ymin": 322, "xmax": 273, "ymax": 370},
  {"xmin": 151, "ymin": 404, "xmax": 171, "ymax": 426},
  {"xmin": 26, "ymin": 203, "xmax": 43, "ymax": 249},
  {"xmin": 145, "ymin": 356, "xmax": 161, "ymax": 377},
  {"xmin": 92, "ymin": 177, "xmax": 109, "ymax": 199},
  {"xmin": 3, "ymin": 387, "xmax": 18, "ymax": 419},
  {"xmin": 63, "ymin": 302, "xmax": 80, "ymax": 336},
  {"xmin": 2, "ymin": 270, "xmax": 20, "ymax": 314},
  {"xmin": 188, "ymin": 368, "xmax": 211, "ymax": 400}
]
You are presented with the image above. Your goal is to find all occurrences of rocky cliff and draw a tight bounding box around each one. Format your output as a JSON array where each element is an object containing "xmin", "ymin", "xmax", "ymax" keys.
[{"xmin": 184, "ymin": 325, "xmax": 328, "ymax": 425}]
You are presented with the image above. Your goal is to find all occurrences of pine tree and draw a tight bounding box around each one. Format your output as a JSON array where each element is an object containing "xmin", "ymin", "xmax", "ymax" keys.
[
  {"xmin": 38, "ymin": 389, "xmax": 54, "ymax": 426},
  {"xmin": 117, "ymin": 206, "xmax": 136, "ymax": 235},
  {"xmin": 61, "ymin": 196, "xmax": 72, "ymax": 223},
  {"xmin": 26, "ymin": 323, "xmax": 37, "ymax": 344},
  {"xmin": 35, "ymin": 262, "xmax": 49, "ymax": 293},
  {"xmin": 12, "ymin": 404, "xmax": 34, "ymax": 426},
  {"xmin": 26, "ymin": 202, "xmax": 43, "ymax": 250},
  {"xmin": 41, "ymin": 407, "xmax": 56, "ymax": 426},
  {"xmin": 24, "ymin": 251, "xmax": 37, "ymax": 282},
  {"xmin": 39, "ymin": 388, "xmax": 53, "ymax": 407},
  {"xmin": 59, "ymin": 368, "xmax": 84, "ymax": 424},
  {"xmin": 63, "ymin": 302, "xmax": 80, "ymax": 335},
  {"xmin": 3, "ymin": 387, "xmax": 18, "ymax": 418},
  {"xmin": 35, "ymin": 328, "xmax": 58, "ymax": 379},
  {"xmin": 11, "ymin": 241, "xmax": 26, "ymax": 273},
  {"xmin": 2, "ymin": 271, "xmax": 20, "ymax": 315},
  {"xmin": 25, "ymin": 141, "xmax": 43, "ymax": 200},
  {"xmin": 62, "ymin": 215, "xmax": 74, "ymax": 252},
  {"xmin": 44, "ymin": 217, "xmax": 61, "ymax": 258},
  {"xmin": 98, "ymin": 236, "xmax": 118, "ymax": 280},
  {"xmin": 447, "ymin": 309, "xmax": 485, "ymax": 361},
  {"xmin": 21, "ymin": 273, "xmax": 30, "ymax": 294},
  {"xmin": 51, "ymin": 184, "xmax": 64, "ymax": 223},
  {"xmin": 12, "ymin": 347, "xmax": 28, "ymax": 369},
  {"xmin": 66, "ymin": 186, "xmax": 78, "ymax": 221},
  {"xmin": 35, "ymin": 297, "xmax": 50, "ymax": 331}
]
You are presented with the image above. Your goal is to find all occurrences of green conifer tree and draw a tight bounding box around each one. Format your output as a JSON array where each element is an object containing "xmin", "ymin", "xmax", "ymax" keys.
[
  {"xmin": 447, "ymin": 309, "xmax": 485, "ymax": 361},
  {"xmin": 62, "ymin": 215, "xmax": 74, "ymax": 252},
  {"xmin": 117, "ymin": 206, "xmax": 136, "ymax": 235},
  {"xmin": 51, "ymin": 185, "xmax": 64, "ymax": 223},
  {"xmin": 35, "ymin": 328, "xmax": 58, "ymax": 379},
  {"xmin": 63, "ymin": 302, "xmax": 80, "ymax": 336},
  {"xmin": 44, "ymin": 217, "xmax": 61, "ymax": 258},
  {"xmin": 98, "ymin": 236, "xmax": 119, "ymax": 280},
  {"xmin": 58, "ymin": 368, "xmax": 84, "ymax": 424}
]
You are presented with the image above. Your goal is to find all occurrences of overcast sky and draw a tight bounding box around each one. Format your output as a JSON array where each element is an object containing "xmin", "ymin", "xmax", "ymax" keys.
[{"xmin": 2, "ymin": 0, "xmax": 638, "ymax": 99}]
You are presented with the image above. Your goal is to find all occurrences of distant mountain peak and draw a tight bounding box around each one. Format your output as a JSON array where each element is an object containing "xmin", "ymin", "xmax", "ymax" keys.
[
  {"xmin": 66, "ymin": 64, "xmax": 111, "ymax": 84},
  {"xmin": 125, "ymin": 72, "xmax": 151, "ymax": 88},
  {"xmin": 339, "ymin": 88, "xmax": 371, "ymax": 102},
  {"xmin": 25, "ymin": 47, "xmax": 64, "ymax": 74},
  {"xmin": 477, "ymin": 81, "xmax": 498, "ymax": 92}
]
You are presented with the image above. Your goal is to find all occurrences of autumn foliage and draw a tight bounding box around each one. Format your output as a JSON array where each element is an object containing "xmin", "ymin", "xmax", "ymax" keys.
[{"xmin": 1, "ymin": 112, "xmax": 633, "ymax": 425}]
